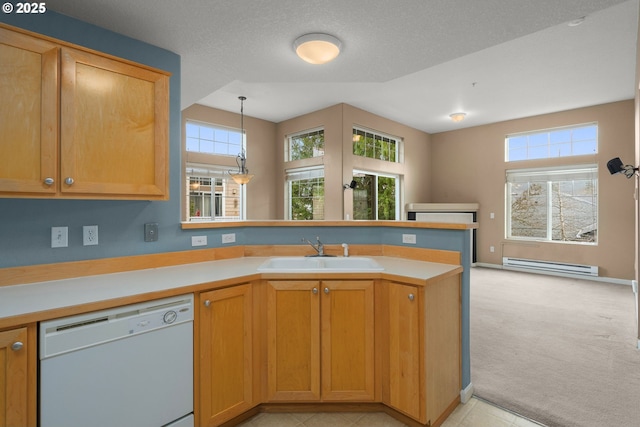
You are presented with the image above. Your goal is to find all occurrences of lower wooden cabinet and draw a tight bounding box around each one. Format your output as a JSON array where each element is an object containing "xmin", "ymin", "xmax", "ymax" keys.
[
  {"xmin": 197, "ymin": 284, "xmax": 253, "ymax": 426},
  {"xmin": 0, "ymin": 325, "xmax": 36, "ymax": 427},
  {"xmin": 266, "ymin": 280, "xmax": 375, "ymax": 402},
  {"xmin": 385, "ymin": 276, "xmax": 461, "ymax": 426},
  {"xmin": 387, "ymin": 282, "xmax": 422, "ymax": 420}
]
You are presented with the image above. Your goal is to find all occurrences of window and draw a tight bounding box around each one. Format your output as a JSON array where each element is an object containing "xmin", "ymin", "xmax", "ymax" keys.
[
  {"xmin": 352, "ymin": 127, "xmax": 400, "ymax": 163},
  {"xmin": 506, "ymin": 123, "xmax": 597, "ymax": 161},
  {"xmin": 506, "ymin": 165, "xmax": 598, "ymax": 243},
  {"xmin": 186, "ymin": 166, "xmax": 242, "ymax": 221},
  {"xmin": 352, "ymin": 171, "xmax": 399, "ymax": 220},
  {"xmin": 286, "ymin": 128, "xmax": 325, "ymax": 161},
  {"xmin": 186, "ymin": 121, "xmax": 243, "ymax": 157},
  {"xmin": 286, "ymin": 167, "xmax": 324, "ymax": 220}
]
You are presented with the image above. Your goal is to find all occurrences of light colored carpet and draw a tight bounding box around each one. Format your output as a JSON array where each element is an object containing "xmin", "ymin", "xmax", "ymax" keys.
[{"xmin": 470, "ymin": 267, "xmax": 640, "ymax": 427}]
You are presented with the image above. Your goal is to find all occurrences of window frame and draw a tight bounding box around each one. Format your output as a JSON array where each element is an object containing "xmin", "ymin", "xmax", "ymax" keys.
[
  {"xmin": 183, "ymin": 119, "xmax": 248, "ymax": 222},
  {"xmin": 285, "ymin": 166, "xmax": 325, "ymax": 220},
  {"xmin": 185, "ymin": 120, "xmax": 244, "ymax": 157},
  {"xmin": 352, "ymin": 126, "xmax": 402, "ymax": 163},
  {"xmin": 505, "ymin": 123, "xmax": 598, "ymax": 162},
  {"xmin": 352, "ymin": 169, "xmax": 401, "ymax": 221},
  {"xmin": 505, "ymin": 164, "xmax": 598, "ymax": 244},
  {"xmin": 185, "ymin": 165, "xmax": 245, "ymax": 222},
  {"xmin": 285, "ymin": 127, "xmax": 325, "ymax": 162}
]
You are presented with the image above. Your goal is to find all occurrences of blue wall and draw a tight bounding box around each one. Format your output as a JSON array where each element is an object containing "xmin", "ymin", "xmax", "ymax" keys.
[
  {"xmin": 0, "ymin": 11, "xmax": 183, "ymax": 267},
  {"xmin": 0, "ymin": 11, "xmax": 471, "ymax": 390}
]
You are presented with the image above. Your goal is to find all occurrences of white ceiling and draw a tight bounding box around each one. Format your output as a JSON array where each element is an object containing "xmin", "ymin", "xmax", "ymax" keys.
[{"xmin": 49, "ymin": 0, "xmax": 638, "ymax": 133}]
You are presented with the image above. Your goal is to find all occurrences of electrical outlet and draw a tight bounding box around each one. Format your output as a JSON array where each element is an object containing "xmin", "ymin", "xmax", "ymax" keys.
[
  {"xmin": 192, "ymin": 236, "xmax": 207, "ymax": 247},
  {"xmin": 51, "ymin": 227, "xmax": 68, "ymax": 248},
  {"xmin": 83, "ymin": 225, "xmax": 99, "ymax": 246},
  {"xmin": 222, "ymin": 233, "xmax": 236, "ymax": 244},
  {"xmin": 402, "ymin": 233, "xmax": 416, "ymax": 244},
  {"xmin": 490, "ymin": 246, "xmax": 495, "ymax": 253}
]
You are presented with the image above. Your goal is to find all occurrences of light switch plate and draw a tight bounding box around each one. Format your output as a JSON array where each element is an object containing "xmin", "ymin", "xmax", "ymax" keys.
[
  {"xmin": 51, "ymin": 226, "xmax": 68, "ymax": 248},
  {"xmin": 144, "ymin": 223, "xmax": 159, "ymax": 242}
]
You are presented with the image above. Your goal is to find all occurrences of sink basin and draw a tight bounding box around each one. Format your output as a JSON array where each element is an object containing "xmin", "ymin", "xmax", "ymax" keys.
[{"xmin": 257, "ymin": 256, "xmax": 384, "ymax": 272}]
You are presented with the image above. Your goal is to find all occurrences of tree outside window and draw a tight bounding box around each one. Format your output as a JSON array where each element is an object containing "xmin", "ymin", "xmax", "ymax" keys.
[{"xmin": 353, "ymin": 172, "xmax": 398, "ymax": 220}]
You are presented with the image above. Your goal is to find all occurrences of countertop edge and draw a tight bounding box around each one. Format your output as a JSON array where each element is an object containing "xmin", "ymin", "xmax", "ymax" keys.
[{"xmin": 0, "ymin": 256, "xmax": 461, "ymax": 329}]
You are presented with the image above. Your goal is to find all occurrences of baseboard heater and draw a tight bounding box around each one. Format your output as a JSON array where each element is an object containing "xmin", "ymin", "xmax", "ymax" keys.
[{"xmin": 502, "ymin": 257, "xmax": 598, "ymax": 277}]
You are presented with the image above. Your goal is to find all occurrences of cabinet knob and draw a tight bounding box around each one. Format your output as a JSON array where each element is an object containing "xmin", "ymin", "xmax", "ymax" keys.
[
  {"xmin": 312, "ymin": 287, "xmax": 318, "ymax": 294},
  {"xmin": 204, "ymin": 300, "xmax": 211, "ymax": 307},
  {"xmin": 11, "ymin": 341, "xmax": 23, "ymax": 351},
  {"xmin": 65, "ymin": 177, "xmax": 74, "ymax": 185},
  {"xmin": 324, "ymin": 287, "xmax": 330, "ymax": 294},
  {"xmin": 408, "ymin": 293, "xmax": 415, "ymax": 302},
  {"xmin": 43, "ymin": 177, "xmax": 54, "ymax": 185}
]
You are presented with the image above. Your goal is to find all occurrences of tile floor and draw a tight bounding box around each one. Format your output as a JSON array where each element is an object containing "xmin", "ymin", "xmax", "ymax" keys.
[{"xmin": 237, "ymin": 397, "xmax": 545, "ymax": 427}]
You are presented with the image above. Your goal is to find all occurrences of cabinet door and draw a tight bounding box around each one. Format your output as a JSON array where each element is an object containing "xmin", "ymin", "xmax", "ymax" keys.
[
  {"xmin": 321, "ymin": 280, "xmax": 375, "ymax": 401},
  {"xmin": 60, "ymin": 47, "xmax": 169, "ymax": 199},
  {"xmin": 387, "ymin": 282, "xmax": 423, "ymax": 422},
  {"xmin": 0, "ymin": 28, "xmax": 58, "ymax": 195},
  {"xmin": 199, "ymin": 285, "xmax": 253, "ymax": 426},
  {"xmin": 266, "ymin": 280, "xmax": 320, "ymax": 401},
  {"xmin": 0, "ymin": 327, "xmax": 30, "ymax": 427}
]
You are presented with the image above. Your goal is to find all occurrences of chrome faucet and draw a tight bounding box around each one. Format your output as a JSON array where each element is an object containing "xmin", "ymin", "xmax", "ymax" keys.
[{"xmin": 302, "ymin": 236, "xmax": 325, "ymax": 256}]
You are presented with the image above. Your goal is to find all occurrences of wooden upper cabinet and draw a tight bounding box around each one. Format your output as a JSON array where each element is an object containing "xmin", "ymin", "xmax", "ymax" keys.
[
  {"xmin": 0, "ymin": 25, "xmax": 170, "ymax": 199},
  {"xmin": 0, "ymin": 27, "xmax": 58, "ymax": 195},
  {"xmin": 60, "ymin": 47, "xmax": 169, "ymax": 199}
]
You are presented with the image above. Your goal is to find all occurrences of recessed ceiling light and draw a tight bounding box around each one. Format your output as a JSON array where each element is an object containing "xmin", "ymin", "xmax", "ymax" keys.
[
  {"xmin": 449, "ymin": 112, "xmax": 466, "ymax": 123},
  {"xmin": 294, "ymin": 33, "xmax": 342, "ymax": 64}
]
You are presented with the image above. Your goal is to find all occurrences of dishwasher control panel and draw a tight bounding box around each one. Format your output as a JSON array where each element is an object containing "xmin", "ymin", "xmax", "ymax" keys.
[{"xmin": 40, "ymin": 293, "xmax": 194, "ymax": 359}]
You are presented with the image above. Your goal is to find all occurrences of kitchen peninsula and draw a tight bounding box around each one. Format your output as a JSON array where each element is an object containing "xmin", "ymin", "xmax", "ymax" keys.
[{"xmin": 0, "ymin": 221, "xmax": 475, "ymax": 427}]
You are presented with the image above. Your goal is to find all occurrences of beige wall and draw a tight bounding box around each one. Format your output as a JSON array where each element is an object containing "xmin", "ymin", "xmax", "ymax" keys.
[
  {"xmin": 431, "ymin": 100, "xmax": 636, "ymax": 280},
  {"xmin": 181, "ymin": 104, "xmax": 278, "ymax": 220},
  {"xmin": 275, "ymin": 104, "xmax": 431, "ymax": 220}
]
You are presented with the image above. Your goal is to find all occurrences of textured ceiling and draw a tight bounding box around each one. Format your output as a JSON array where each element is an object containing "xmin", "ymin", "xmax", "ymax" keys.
[{"xmin": 49, "ymin": 0, "xmax": 638, "ymax": 133}]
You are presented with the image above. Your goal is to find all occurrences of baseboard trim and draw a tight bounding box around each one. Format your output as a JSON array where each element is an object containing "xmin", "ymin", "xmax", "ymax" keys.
[
  {"xmin": 474, "ymin": 263, "xmax": 633, "ymax": 286},
  {"xmin": 460, "ymin": 382, "xmax": 474, "ymax": 404}
]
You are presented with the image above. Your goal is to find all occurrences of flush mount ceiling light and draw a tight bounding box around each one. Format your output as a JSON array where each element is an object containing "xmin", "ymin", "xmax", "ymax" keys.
[
  {"xmin": 568, "ymin": 16, "xmax": 586, "ymax": 27},
  {"xmin": 294, "ymin": 33, "xmax": 342, "ymax": 64},
  {"xmin": 449, "ymin": 112, "xmax": 466, "ymax": 123}
]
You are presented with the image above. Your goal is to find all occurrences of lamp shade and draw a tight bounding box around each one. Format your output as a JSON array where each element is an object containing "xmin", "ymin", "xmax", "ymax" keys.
[{"xmin": 294, "ymin": 33, "xmax": 341, "ymax": 64}]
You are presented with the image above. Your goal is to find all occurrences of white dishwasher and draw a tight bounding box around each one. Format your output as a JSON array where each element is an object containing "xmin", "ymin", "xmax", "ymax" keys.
[{"xmin": 39, "ymin": 294, "xmax": 194, "ymax": 427}]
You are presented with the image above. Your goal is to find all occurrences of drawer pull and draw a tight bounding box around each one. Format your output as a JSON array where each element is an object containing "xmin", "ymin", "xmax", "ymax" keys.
[
  {"xmin": 11, "ymin": 341, "xmax": 23, "ymax": 351},
  {"xmin": 204, "ymin": 300, "xmax": 211, "ymax": 307},
  {"xmin": 408, "ymin": 293, "xmax": 415, "ymax": 302},
  {"xmin": 44, "ymin": 177, "xmax": 54, "ymax": 185},
  {"xmin": 312, "ymin": 287, "xmax": 318, "ymax": 294}
]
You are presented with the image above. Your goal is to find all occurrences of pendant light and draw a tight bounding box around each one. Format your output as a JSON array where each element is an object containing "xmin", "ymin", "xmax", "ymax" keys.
[{"xmin": 229, "ymin": 96, "xmax": 254, "ymax": 185}]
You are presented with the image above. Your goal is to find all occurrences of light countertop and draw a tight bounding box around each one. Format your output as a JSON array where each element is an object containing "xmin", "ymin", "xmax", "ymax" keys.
[{"xmin": 0, "ymin": 256, "xmax": 461, "ymax": 326}]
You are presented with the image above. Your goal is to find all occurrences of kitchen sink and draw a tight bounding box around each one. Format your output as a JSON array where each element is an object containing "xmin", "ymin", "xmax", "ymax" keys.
[{"xmin": 257, "ymin": 256, "xmax": 384, "ymax": 272}]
